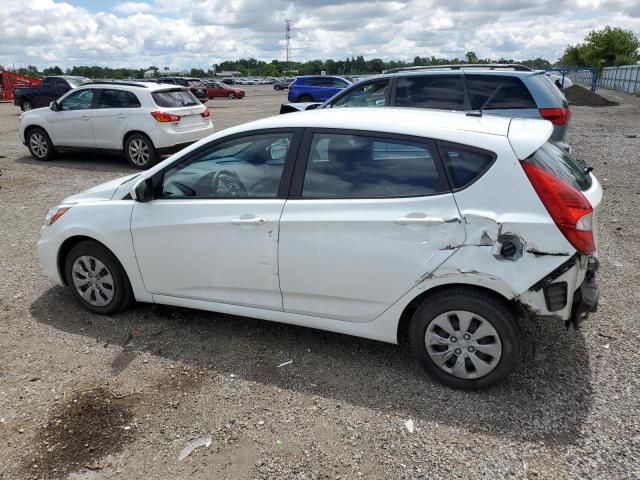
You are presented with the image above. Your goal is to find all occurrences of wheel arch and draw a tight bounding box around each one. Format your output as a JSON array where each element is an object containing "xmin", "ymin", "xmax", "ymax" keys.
[
  {"xmin": 396, "ymin": 283, "xmax": 518, "ymax": 346},
  {"xmin": 57, "ymin": 235, "xmax": 123, "ymax": 286},
  {"xmin": 122, "ymin": 130, "xmax": 153, "ymax": 150},
  {"xmin": 24, "ymin": 124, "xmax": 52, "ymax": 142}
]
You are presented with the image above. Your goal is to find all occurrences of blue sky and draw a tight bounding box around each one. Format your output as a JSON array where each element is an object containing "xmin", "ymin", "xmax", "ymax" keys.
[{"xmin": 1, "ymin": 0, "xmax": 638, "ymax": 70}]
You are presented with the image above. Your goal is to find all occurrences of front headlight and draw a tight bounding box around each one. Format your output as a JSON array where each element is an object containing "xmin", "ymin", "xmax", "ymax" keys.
[{"xmin": 45, "ymin": 205, "xmax": 71, "ymax": 226}]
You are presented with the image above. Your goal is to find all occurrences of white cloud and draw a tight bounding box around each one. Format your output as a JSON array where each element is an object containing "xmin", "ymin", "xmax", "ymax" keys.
[
  {"xmin": 113, "ymin": 2, "xmax": 153, "ymax": 14},
  {"xmin": 0, "ymin": 0, "xmax": 638, "ymax": 70}
]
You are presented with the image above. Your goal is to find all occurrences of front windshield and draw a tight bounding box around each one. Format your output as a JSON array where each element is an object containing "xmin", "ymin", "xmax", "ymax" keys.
[{"xmin": 67, "ymin": 77, "xmax": 91, "ymax": 88}]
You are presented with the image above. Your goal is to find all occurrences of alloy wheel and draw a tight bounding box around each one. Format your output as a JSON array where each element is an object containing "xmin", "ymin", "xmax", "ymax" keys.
[
  {"xmin": 128, "ymin": 138, "xmax": 150, "ymax": 166},
  {"xmin": 29, "ymin": 132, "xmax": 48, "ymax": 158}
]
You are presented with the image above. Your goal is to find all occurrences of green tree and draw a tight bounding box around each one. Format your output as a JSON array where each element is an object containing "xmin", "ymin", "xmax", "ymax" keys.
[
  {"xmin": 560, "ymin": 26, "xmax": 639, "ymax": 67},
  {"xmin": 262, "ymin": 63, "xmax": 278, "ymax": 77},
  {"xmin": 465, "ymin": 51, "xmax": 479, "ymax": 64}
]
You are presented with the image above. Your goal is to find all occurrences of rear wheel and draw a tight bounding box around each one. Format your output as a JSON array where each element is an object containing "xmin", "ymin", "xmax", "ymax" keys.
[
  {"xmin": 64, "ymin": 241, "xmax": 133, "ymax": 315},
  {"xmin": 227, "ymin": 92, "xmax": 236, "ymax": 99},
  {"xmin": 298, "ymin": 94, "xmax": 313, "ymax": 102},
  {"xmin": 21, "ymin": 100, "xmax": 33, "ymax": 111},
  {"xmin": 124, "ymin": 133, "xmax": 158, "ymax": 170},
  {"xmin": 27, "ymin": 127, "xmax": 55, "ymax": 161},
  {"xmin": 409, "ymin": 287, "xmax": 520, "ymax": 389}
]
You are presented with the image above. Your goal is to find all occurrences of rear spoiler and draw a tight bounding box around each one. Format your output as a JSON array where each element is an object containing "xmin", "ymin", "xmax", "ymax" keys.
[{"xmin": 507, "ymin": 118, "xmax": 553, "ymax": 159}]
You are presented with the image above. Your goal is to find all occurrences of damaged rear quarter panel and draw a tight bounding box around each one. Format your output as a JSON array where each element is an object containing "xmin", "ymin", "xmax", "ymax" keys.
[{"xmin": 423, "ymin": 137, "xmax": 577, "ymax": 304}]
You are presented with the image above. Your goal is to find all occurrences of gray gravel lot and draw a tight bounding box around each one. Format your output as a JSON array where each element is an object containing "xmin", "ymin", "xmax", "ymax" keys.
[{"xmin": 0, "ymin": 85, "xmax": 638, "ymax": 479}]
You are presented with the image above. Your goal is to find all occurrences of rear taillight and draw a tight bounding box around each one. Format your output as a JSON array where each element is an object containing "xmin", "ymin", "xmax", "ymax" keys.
[
  {"xmin": 521, "ymin": 161, "xmax": 595, "ymax": 254},
  {"xmin": 201, "ymin": 108, "xmax": 210, "ymax": 118},
  {"xmin": 151, "ymin": 111, "xmax": 181, "ymax": 123},
  {"xmin": 539, "ymin": 107, "xmax": 571, "ymax": 125}
]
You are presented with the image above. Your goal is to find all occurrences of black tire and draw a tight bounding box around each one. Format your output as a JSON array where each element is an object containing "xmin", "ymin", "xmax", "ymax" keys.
[
  {"xmin": 64, "ymin": 241, "xmax": 133, "ymax": 315},
  {"xmin": 21, "ymin": 100, "xmax": 33, "ymax": 111},
  {"xmin": 26, "ymin": 127, "xmax": 56, "ymax": 161},
  {"xmin": 227, "ymin": 92, "xmax": 236, "ymax": 99},
  {"xmin": 409, "ymin": 287, "xmax": 521, "ymax": 390},
  {"xmin": 124, "ymin": 133, "xmax": 158, "ymax": 170},
  {"xmin": 298, "ymin": 94, "xmax": 313, "ymax": 102},
  {"xmin": 274, "ymin": 85, "xmax": 281, "ymax": 91}
]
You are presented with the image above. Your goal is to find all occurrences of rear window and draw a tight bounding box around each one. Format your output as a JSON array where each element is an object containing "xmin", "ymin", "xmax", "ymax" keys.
[
  {"xmin": 526, "ymin": 142, "xmax": 592, "ymax": 191},
  {"xmin": 439, "ymin": 143, "xmax": 495, "ymax": 189},
  {"xmin": 467, "ymin": 75, "xmax": 537, "ymax": 109},
  {"xmin": 395, "ymin": 75, "xmax": 466, "ymax": 110},
  {"xmin": 152, "ymin": 89, "xmax": 200, "ymax": 107}
]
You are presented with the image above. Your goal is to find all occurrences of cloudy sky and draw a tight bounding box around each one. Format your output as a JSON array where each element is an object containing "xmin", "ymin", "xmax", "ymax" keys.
[{"xmin": 1, "ymin": 0, "xmax": 639, "ymax": 70}]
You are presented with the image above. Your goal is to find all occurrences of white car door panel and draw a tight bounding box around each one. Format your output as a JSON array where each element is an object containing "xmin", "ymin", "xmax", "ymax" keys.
[
  {"xmin": 91, "ymin": 89, "xmax": 138, "ymax": 149},
  {"xmin": 50, "ymin": 88, "xmax": 97, "ymax": 147},
  {"xmin": 278, "ymin": 131, "xmax": 465, "ymax": 323},
  {"xmin": 131, "ymin": 199, "xmax": 285, "ymax": 309},
  {"xmin": 130, "ymin": 130, "xmax": 298, "ymax": 310}
]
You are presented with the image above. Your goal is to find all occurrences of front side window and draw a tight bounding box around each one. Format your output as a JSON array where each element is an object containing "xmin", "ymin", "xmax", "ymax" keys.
[
  {"xmin": 467, "ymin": 75, "xmax": 537, "ymax": 109},
  {"xmin": 302, "ymin": 133, "xmax": 442, "ymax": 198},
  {"xmin": 161, "ymin": 133, "xmax": 293, "ymax": 198},
  {"xmin": 395, "ymin": 75, "xmax": 466, "ymax": 110},
  {"xmin": 331, "ymin": 79, "xmax": 389, "ymax": 108},
  {"xmin": 59, "ymin": 89, "xmax": 95, "ymax": 111}
]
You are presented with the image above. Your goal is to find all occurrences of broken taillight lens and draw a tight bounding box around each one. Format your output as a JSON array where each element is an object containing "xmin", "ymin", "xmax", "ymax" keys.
[{"xmin": 521, "ymin": 161, "xmax": 595, "ymax": 254}]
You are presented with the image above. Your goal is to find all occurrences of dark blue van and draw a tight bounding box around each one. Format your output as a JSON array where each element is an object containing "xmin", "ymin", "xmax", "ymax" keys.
[{"xmin": 287, "ymin": 76, "xmax": 351, "ymax": 103}]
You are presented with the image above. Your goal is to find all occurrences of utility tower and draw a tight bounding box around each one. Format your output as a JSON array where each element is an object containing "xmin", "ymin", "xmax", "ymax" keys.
[{"xmin": 285, "ymin": 20, "xmax": 291, "ymax": 64}]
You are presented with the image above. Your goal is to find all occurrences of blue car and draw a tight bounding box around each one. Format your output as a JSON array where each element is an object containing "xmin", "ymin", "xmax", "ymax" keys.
[{"xmin": 287, "ymin": 75, "xmax": 351, "ymax": 103}]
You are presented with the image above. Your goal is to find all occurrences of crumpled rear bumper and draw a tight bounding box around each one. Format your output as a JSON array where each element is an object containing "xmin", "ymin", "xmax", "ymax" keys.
[{"xmin": 568, "ymin": 257, "xmax": 599, "ymax": 329}]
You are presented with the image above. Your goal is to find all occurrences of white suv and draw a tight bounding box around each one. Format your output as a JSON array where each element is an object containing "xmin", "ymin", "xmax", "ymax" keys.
[
  {"xmin": 37, "ymin": 108, "xmax": 601, "ymax": 389},
  {"xmin": 19, "ymin": 81, "xmax": 214, "ymax": 169}
]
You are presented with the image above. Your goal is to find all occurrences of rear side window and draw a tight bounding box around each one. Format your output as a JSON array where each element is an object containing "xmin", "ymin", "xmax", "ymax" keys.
[
  {"xmin": 303, "ymin": 133, "xmax": 443, "ymax": 198},
  {"xmin": 467, "ymin": 75, "xmax": 536, "ymax": 109},
  {"xmin": 97, "ymin": 89, "xmax": 140, "ymax": 108},
  {"xmin": 439, "ymin": 144, "xmax": 495, "ymax": 189},
  {"xmin": 152, "ymin": 89, "xmax": 200, "ymax": 107},
  {"xmin": 331, "ymin": 79, "xmax": 389, "ymax": 108},
  {"xmin": 526, "ymin": 142, "xmax": 592, "ymax": 191},
  {"xmin": 395, "ymin": 75, "xmax": 466, "ymax": 110}
]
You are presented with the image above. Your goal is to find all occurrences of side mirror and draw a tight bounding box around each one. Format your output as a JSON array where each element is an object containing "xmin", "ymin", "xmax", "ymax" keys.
[
  {"xmin": 50, "ymin": 101, "xmax": 58, "ymax": 111},
  {"xmin": 132, "ymin": 178, "xmax": 154, "ymax": 202}
]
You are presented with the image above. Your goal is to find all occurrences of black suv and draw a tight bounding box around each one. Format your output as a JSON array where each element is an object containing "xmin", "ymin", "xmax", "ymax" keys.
[
  {"xmin": 156, "ymin": 77, "xmax": 208, "ymax": 103},
  {"xmin": 280, "ymin": 65, "xmax": 572, "ymax": 151}
]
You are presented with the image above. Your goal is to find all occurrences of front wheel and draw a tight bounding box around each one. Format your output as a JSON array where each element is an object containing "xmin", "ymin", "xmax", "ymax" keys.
[
  {"xmin": 227, "ymin": 92, "xmax": 236, "ymax": 99},
  {"xmin": 409, "ymin": 288, "xmax": 520, "ymax": 389},
  {"xmin": 64, "ymin": 241, "xmax": 133, "ymax": 315},
  {"xmin": 274, "ymin": 85, "xmax": 281, "ymax": 91},
  {"xmin": 124, "ymin": 133, "xmax": 158, "ymax": 169},
  {"xmin": 26, "ymin": 127, "xmax": 56, "ymax": 161},
  {"xmin": 21, "ymin": 100, "xmax": 33, "ymax": 111}
]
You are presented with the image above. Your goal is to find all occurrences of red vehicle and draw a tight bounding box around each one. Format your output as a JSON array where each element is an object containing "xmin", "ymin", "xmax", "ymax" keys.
[{"xmin": 204, "ymin": 80, "xmax": 245, "ymax": 99}]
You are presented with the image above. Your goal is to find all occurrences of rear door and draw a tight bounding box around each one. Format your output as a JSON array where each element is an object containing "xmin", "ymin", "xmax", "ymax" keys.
[
  {"xmin": 278, "ymin": 129, "xmax": 465, "ymax": 322},
  {"xmin": 92, "ymin": 89, "xmax": 136, "ymax": 149}
]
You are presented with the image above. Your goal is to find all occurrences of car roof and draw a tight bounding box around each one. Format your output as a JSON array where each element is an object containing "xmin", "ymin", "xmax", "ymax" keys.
[
  {"xmin": 225, "ymin": 107, "xmax": 516, "ymax": 137},
  {"xmin": 77, "ymin": 81, "xmax": 186, "ymax": 92},
  {"xmin": 297, "ymin": 75, "xmax": 351, "ymax": 81}
]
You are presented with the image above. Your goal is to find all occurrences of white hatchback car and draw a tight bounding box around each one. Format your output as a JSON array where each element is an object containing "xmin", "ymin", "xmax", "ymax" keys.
[
  {"xmin": 37, "ymin": 108, "xmax": 601, "ymax": 389},
  {"xmin": 19, "ymin": 81, "xmax": 214, "ymax": 169}
]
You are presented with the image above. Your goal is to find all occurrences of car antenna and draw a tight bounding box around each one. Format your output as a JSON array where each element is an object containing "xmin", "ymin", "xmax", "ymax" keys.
[{"xmin": 466, "ymin": 84, "xmax": 503, "ymax": 117}]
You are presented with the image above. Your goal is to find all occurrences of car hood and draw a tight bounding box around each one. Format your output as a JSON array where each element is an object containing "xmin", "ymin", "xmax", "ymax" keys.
[{"xmin": 62, "ymin": 173, "xmax": 140, "ymax": 204}]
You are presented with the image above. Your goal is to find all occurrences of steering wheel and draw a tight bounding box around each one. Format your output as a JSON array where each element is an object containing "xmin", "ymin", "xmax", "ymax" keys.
[{"xmin": 211, "ymin": 170, "xmax": 248, "ymax": 197}]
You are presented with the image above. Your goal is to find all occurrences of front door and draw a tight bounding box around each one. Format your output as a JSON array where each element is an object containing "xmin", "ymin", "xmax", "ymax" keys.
[
  {"xmin": 130, "ymin": 130, "xmax": 299, "ymax": 310},
  {"xmin": 50, "ymin": 88, "xmax": 97, "ymax": 148},
  {"xmin": 278, "ymin": 130, "xmax": 465, "ymax": 322}
]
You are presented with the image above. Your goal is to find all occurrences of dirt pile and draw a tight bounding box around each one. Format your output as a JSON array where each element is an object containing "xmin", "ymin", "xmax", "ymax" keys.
[{"xmin": 564, "ymin": 85, "xmax": 619, "ymax": 107}]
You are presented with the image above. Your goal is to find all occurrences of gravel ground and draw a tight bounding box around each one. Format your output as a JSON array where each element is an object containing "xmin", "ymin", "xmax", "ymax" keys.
[{"xmin": 0, "ymin": 85, "xmax": 638, "ymax": 479}]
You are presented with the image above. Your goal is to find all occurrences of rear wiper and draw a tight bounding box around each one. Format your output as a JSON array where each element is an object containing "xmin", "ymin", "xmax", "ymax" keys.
[{"xmin": 467, "ymin": 84, "xmax": 503, "ymax": 117}]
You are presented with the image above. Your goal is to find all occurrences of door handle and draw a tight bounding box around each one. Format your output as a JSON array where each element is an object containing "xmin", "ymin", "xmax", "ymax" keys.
[
  {"xmin": 394, "ymin": 216, "xmax": 446, "ymax": 226},
  {"xmin": 81, "ymin": 115, "xmax": 90, "ymax": 121},
  {"xmin": 116, "ymin": 114, "xmax": 127, "ymax": 119},
  {"xmin": 231, "ymin": 217, "xmax": 266, "ymax": 226}
]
